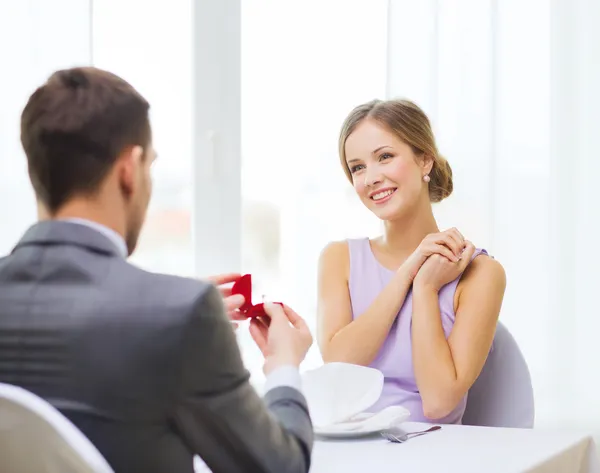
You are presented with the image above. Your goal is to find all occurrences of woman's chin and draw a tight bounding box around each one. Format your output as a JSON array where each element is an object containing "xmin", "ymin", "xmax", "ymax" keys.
[{"xmin": 371, "ymin": 205, "xmax": 406, "ymax": 222}]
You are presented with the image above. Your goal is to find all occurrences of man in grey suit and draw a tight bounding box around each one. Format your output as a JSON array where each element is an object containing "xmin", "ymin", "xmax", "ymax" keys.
[{"xmin": 0, "ymin": 67, "xmax": 314, "ymax": 473}]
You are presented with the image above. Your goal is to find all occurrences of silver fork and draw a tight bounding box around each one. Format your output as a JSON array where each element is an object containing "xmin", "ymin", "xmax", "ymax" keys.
[{"xmin": 381, "ymin": 425, "xmax": 441, "ymax": 443}]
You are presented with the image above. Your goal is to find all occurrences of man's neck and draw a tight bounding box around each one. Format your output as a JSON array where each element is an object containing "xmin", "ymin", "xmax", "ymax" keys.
[
  {"xmin": 47, "ymin": 198, "xmax": 126, "ymax": 240},
  {"xmin": 38, "ymin": 198, "xmax": 130, "ymax": 258}
]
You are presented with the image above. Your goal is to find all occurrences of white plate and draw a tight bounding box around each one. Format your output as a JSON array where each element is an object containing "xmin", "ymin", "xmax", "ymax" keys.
[{"xmin": 314, "ymin": 405, "xmax": 410, "ymax": 438}]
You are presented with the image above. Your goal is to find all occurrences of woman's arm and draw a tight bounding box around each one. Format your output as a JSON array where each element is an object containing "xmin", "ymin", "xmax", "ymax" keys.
[
  {"xmin": 317, "ymin": 232, "xmax": 467, "ymax": 366},
  {"xmin": 411, "ymin": 250, "xmax": 506, "ymax": 420},
  {"xmin": 316, "ymin": 241, "xmax": 413, "ymax": 366}
]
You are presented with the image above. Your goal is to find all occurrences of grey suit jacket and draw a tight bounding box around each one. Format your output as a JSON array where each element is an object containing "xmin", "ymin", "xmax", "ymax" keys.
[{"xmin": 0, "ymin": 221, "xmax": 313, "ymax": 473}]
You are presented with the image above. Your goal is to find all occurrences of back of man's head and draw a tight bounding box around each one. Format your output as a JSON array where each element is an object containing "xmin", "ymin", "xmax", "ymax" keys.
[{"xmin": 21, "ymin": 67, "xmax": 151, "ymax": 214}]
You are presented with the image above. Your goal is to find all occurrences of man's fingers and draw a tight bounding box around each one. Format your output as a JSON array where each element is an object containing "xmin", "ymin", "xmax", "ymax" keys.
[
  {"xmin": 263, "ymin": 303, "xmax": 309, "ymax": 334},
  {"xmin": 282, "ymin": 305, "xmax": 308, "ymax": 330},
  {"xmin": 229, "ymin": 310, "xmax": 248, "ymax": 321},
  {"xmin": 224, "ymin": 294, "xmax": 245, "ymax": 313},
  {"xmin": 207, "ymin": 273, "xmax": 242, "ymax": 286},
  {"xmin": 263, "ymin": 302, "xmax": 286, "ymax": 322},
  {"xmin": 256, "ymin": 315, "xmax": 271, "ymax": 329},
  {"xmin": 249, "ymin": 319, "xmax": 268, "ymax": 355}
]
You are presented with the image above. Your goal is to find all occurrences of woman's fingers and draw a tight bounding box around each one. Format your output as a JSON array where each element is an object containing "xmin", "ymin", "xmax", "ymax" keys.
[
  {"xmin": 424, "ymin": 229, "xmax": 466, "ymax": 259},
  {"xmin": 425, "ymin": 243, "xmax": 457, "ymax": 262},
  {"xmin": 458, "ymin": 241, "xmax": 476, "ymax": 268},
  {"xmin": 444, "ymin": 228, "xmax": 465, "ymax": 255}
]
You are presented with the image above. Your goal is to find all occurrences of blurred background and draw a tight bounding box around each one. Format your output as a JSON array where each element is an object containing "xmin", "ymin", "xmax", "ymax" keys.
[{"xmin": 1, "ymin": 0, "xmax": 599, "ymax": 438}]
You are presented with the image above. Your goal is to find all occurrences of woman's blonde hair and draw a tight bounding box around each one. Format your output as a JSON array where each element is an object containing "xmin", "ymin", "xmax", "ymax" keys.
[{"xmin": 338, "ymin": 99, "xmax": 453, "ymax": 203}]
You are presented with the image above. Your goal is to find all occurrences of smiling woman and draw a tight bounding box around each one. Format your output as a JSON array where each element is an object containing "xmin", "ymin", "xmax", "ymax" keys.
[
  {"xmin": 316, "ymin": 98, "xmax": 506, "ymax": 423},
  {"xmin": 339, "ymin": 99, "xmax": 453, "ymax": 210}
]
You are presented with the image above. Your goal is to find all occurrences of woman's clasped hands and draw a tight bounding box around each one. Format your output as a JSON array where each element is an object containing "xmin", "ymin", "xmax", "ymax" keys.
[{"xmin": 400, "ymin": 228, "xmax": 476, "ymax": 292}]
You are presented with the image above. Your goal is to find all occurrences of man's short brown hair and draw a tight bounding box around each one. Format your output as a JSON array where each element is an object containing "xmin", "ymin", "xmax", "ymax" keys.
[{"xmin": 21, "ymin": 67, "xmax": 151, "ymax": 212}]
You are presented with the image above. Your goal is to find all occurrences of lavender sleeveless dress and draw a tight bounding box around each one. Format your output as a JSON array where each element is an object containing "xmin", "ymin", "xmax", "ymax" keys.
[{"xmin": 347, "ymin": 238, "xmax": 488, "ymax": 424}]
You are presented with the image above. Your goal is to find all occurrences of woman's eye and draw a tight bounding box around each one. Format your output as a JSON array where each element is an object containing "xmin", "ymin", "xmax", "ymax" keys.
[
  {"xmin": 380, "ymin": 153, "xmax": 393, "ymax": 161},
  {"xmin": 350, "ymin": 164, "xmax": 365, "ymax": 173}
]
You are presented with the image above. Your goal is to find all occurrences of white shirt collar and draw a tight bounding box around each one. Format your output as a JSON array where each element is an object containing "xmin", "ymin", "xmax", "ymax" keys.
[{"xmin": 60, "ymin": 218, "xmax": 128, "ymax": 258}]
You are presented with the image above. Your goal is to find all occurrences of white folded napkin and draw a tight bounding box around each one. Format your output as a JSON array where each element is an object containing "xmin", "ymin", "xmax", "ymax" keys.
[
  {"xmin": 314, "ymin": 406, "xmax": 411, "ymax": 434},
  {"xmin": 301, "ymin": 362, "xmax": 384, "ymax": 428}
]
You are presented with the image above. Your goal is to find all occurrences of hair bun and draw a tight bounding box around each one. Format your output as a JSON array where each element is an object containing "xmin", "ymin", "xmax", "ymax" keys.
[{"xmin": 429, "ymin": 155, "xmax": 453, "ymax": 203}]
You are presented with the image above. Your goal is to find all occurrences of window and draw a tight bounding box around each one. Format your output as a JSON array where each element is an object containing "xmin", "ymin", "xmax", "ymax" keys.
[
  {"xmin": 93, "ymin": 0, "xmax": 195, "ymax": 276},
  {"xmin": 3, "ymin": 0, "xmax": 600, "ymax": 436},
  {"xmin": 238, "ymin": 0, "xmax": 389, "ymax": 381},
  {"xmin": 0, "ymin": 0, "xmax": 92, "ymax": 253}
]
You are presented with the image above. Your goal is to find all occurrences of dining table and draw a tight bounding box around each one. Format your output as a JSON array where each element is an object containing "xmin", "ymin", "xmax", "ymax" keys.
[
  {"xmin": 310, "ymin": 422, "xmax": 599, "ymax": 472},
  {"xmin": 193, "ymin": 422, "xmax": 599, "ymax": 472}
]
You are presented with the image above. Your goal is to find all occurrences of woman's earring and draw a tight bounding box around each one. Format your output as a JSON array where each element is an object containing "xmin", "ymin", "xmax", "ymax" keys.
[{"xmin": 423, "ymin": 175, "xmax": 431, "ymax": 183}]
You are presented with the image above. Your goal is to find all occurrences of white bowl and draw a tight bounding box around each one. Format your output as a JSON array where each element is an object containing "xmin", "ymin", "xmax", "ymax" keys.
[{"xmin": 301, "ymin": 362, "xmax": 384, "ymax": 428}]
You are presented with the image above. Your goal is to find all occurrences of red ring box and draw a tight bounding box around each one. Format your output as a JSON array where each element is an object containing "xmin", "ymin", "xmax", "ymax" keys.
[{"xmin": 231, "ymin": 274, "xmax": 283, "ymax": 318}]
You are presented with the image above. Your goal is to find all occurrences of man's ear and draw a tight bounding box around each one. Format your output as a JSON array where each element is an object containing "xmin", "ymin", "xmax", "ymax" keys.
[{"xmin": 118, "ymin": 145, "xmax": 144, "ymax": 197}]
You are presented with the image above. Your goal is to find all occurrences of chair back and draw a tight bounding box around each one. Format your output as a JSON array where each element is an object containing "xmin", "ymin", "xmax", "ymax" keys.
[
  {"xmin": 462, "ymin": 322, "xmax": 535, "ymax": 428},
  {"xmin": 0, "ymin": 383, "xmax": 114, "ymax": 473}
]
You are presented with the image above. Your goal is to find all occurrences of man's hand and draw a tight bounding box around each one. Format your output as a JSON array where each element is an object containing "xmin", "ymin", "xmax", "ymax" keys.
[
  {"xmin": 206, "ymin": 273, "xmax": 247, "ymax": 329},
  {"xmin": 249, "ymin": 303, "xmax": 313, "ymax": 375}
]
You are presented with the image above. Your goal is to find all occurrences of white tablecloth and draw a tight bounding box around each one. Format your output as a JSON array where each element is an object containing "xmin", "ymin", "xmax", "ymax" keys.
[{"xmin": 311, "ymin": 422, "xmax": 600, "ymax": 473}]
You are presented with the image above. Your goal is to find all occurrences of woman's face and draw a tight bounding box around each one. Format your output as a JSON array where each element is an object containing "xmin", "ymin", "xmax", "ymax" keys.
[{"xmin": 344, "ymin": 119, "xmax": 431, "ymax": 221}]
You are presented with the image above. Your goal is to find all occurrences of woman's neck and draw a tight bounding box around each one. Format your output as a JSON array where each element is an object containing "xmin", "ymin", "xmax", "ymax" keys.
[{"xmin": 380, "ymin": 200, "xmax": 439, "ymax": 259}]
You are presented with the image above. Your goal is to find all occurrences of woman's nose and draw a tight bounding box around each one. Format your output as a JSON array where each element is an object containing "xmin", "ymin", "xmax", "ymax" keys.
[{"xmin": 364, "ymin": 167, "xmax": 383, "ymax": 187}]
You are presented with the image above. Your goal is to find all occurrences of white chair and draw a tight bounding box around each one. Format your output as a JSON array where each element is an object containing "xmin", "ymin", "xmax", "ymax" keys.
[
  {"xmin": 462, "ymin": 322, "xmax": 535, "ymax": 428},
  {"xmin": 0, "ymin": 383, "xmax": 114, "ymax": 473}
]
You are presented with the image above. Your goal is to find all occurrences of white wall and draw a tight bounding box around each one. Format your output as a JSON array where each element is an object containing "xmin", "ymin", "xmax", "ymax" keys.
[
  {"xmin": 550, "ymin": 0, "xmax": 600, "ymax": 433},
  {"xmin": 0, "ymin": 0, "xmax": 92, "ymax": 252}
]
